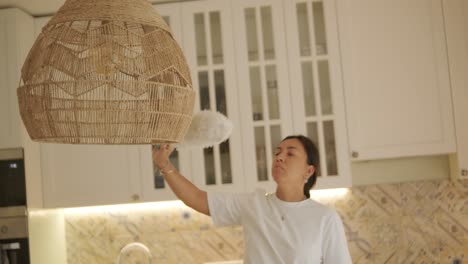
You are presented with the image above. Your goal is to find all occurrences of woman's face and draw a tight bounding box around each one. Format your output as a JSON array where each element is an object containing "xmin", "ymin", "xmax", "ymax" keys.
[{"xmin": 272, "ymin": 138, "xmax": 315, "ymax": 186}]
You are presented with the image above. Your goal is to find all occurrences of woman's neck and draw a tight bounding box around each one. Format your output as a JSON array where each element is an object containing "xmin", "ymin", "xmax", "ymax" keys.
[{"xmin": 275, "ymin": 187, "xmax": 306, "ymax": 202}]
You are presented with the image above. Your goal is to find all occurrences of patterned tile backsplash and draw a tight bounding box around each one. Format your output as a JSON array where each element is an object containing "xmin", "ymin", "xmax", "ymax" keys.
[{"xmin": 65, "ymin": 179, "xmax": 467, "ymax": 264}]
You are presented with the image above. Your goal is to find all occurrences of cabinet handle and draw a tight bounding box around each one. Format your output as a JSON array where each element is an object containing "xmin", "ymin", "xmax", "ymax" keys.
[
  {"xmin": 462, "ymin": 169, "xmax": 468, "ymax": 176},
  {"xmin": 351, "ymin": 151, "xmax": 359, "ymax": 158},
  {"xmin": 132, "ymin": 194, "xmax": 140, "ymax": 201}
]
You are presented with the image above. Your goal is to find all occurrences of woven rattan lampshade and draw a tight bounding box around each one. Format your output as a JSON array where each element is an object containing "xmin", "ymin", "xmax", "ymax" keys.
[{"xmin": 17, "ymin": 0, "xmax": 195, "ymax": 144}]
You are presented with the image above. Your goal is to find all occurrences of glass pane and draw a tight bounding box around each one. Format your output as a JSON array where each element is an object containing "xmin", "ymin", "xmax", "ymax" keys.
[
  {"xmin": 270, "ymin": 125, "xmax": 282, "ymax": 150},
  {"xmin": 194, "ymin": 13, "xmax": 208, "ymax": 66},
  {"xmin": 301, "ymin": 62, "xmax": 316, "ymax": 116},
  {"xmin": 266, "ymin": 65, "xmax": 280, "ymax": 119},
  {"xmin": 214, "ymin": 70, "xmax": 227, "ymax": 115},
  {"xmin": 260, "ymin": 6, "xmax": 275, "ymax": 60},
  {"xmin": 162, "ymin": 16, "xmax": 170, "ymax": 26},
  {"xmin": 204, "ymin": 148, "xmax": 216, "ymax": 185},
  {"xmin": 318, "ymin": 61, "xmax": 333, "ymax": 115},
  {"xmin": 312, "ymin": 2, "xmax": 328, "ymax": 55},
  {"xmin": 306, "ymin": 122, "xmax": 321, "ymax": 177},
  {"xmin": 153, "ymin": 149, "xmax": 180, "ymax": 189},
  {"xmin": 210, "ymin": 12, "xmax": 224, "ymax": 64},
  {"xmin": 296, "ymin": 3, "xmax": 311, "ymax": 57},
  {"xmin": 220, "ymin": 141, "xmax": 232, "ymax": 184},
  {"xmin": 245, "ymin": 8, "xmax": 259, "ymax": 61},
  {"xmin": 198, "ymin": 71, "xmax": 210, "ymax": 110},
  {"xmin": 255, "ymin": 127, "xmax": 268, "ymax": 181},
  {"xmin": 323, "ymin": 121, "xmax": 338, "ymax": 175},
  {"xmin": 249, "ymin": 67, "xmax": 263, "ymax": 121}
]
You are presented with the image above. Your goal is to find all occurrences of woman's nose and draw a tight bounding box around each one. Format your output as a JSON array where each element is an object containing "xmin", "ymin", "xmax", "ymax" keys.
[{"xmin": 276, "ymin": 154, "xmax": 284, "ymax": 162}]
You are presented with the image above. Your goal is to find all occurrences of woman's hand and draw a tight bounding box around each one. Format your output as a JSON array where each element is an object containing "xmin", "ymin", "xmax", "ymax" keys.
[{"xmin": 152, "ymin": 144, "xmax": 175, "ymax": 170}]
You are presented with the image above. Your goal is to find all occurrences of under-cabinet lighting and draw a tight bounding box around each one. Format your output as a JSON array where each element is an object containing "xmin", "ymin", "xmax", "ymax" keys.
[
  {"xmin": 310, "ymin": 188, "xmax": 349, "ymax": 201},
  {"xmin": 63, "ymin": 200, "xmax": 185, "ymax": 215}
]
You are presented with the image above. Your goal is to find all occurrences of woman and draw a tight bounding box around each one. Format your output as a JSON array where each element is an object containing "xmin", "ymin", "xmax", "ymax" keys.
[{"xmin": 153, "ymin": 135, "xmax": 352, "ymax": 263}]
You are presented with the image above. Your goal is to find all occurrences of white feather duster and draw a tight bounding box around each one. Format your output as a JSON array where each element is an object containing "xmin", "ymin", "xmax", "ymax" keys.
[{"xmin": 176, "ymin": 110, "xmax": 233, "ymax": 149}]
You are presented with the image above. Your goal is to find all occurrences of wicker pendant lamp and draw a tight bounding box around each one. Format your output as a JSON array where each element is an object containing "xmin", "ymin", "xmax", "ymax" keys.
[{"xmin": 17, "ymin": 0, "xmax": 195, "ymax": 144}]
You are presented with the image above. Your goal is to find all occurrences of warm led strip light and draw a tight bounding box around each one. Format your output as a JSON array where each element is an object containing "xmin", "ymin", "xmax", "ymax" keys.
[
  {"xmin": 63, "ymin": 200, "xmax": 185, "ymax": 215},
  {"xmin": 32, "ymin": 189, "xmax": 348, "ymax": 216},
  {"xmin": 310, "ymin": 188, "xmax": 349, "ymax": 200}
]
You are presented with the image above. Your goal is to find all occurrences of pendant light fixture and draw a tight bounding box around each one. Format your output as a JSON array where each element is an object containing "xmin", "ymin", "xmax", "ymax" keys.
[{"xmin": 17, "ymin": 0, "xmax": 195, "ymax": 144}]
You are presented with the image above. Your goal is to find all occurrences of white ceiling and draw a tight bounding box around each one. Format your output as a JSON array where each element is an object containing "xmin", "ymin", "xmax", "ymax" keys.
[{"xmin": 0, "ymin": 0, "xmax": 183, "ymax": 16}]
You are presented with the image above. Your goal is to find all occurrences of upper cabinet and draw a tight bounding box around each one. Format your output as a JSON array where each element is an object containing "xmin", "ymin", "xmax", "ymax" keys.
[
  {"xmin": 181, "ymin": 0, "xmax": 245, "ymax": 193},
  {"xmin": 22, "ymin": 0, "xmax": 465, "ymax": 208},
  {"xmin": 337, "ymin": 0, "xmax": 456, "ymax": 161},
  {"xmin": 145, "ymin": 0, "xmax": 351, "ymax": 197},
  {"xmin": 0, "ymin": 9, "xmax": 34, "ymax": 149},
  {"xmin": 231, "ymin": 0, "xmax": 351, "ymax": 190},
  {"xmin": 139, "ymin": 3, "xmax": 195, "ymax": 202},
  {"xmin": 443, "ymin": 0, "xmax": 468, "ymax": 180},
  {"xmin": 33, "ymin": 6, "xmax": 195, "ymax": 208},
  {"xmin": 283, "ymin": 0, "xmax": 352, "ymax": 188},
  {"xmin": 31, "ymin": 17, "xmax": 142, "ymax": 208}
]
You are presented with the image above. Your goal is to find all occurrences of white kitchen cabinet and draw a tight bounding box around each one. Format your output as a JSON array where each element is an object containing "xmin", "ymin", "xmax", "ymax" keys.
[
  {"xmin": 337, "ymin": 0, "xmax": 456, "ymax": 160},
  {"xmin": 232, "ymin": 0, "xmax": 351, "ymax": 191},
  {"xmin": 32, "ymin": 17, "xmax": 142, "ymax": 208},
  {"xmin": 232, "ymin": 0, "xmax": 293, "ymax": 192},
  {"xmin": 181, "ymin": 0, "xmax": 245, "ymax": 193},
  {"xmin": 40, "ymin": 144, "xmax": 142, "ymax": 208},
  {"xmin": 284, "ymin": 0, "xmax": 352, "ymax": 188},
  {"xmin": 443, "ymin": 0, "xmax": 468, "ymax": 180},
  {"xmin": 139, "ymin": 3, "xmax": 194, "ymax": 202},
  {"xmin": 33, "ymin": 5, "xmax": 193, "ymax": 208},
  {"xmin": 0, "ymin": 8, "xmax": 34, "ymax": 149}
]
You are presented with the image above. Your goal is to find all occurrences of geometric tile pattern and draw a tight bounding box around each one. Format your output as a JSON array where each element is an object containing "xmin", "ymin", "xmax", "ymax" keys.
[{"xmin": 65, "ymin": 179, "xmax": 467, "ymax": 264}]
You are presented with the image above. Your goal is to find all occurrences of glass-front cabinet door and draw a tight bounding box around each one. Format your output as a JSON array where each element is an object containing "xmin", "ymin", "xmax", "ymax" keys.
[
  {"xmin": 139, "ymin": 3, "xmax": 194, "ymax": 201},
  {"xmin": 181, "ymin": 0, "xmax": 244, "ymax": 193},
  {"xmin": 284, "ymin": 0, "xmax": 351, "ymax": 189},
  {"xmin": 233, "ymin": 0, "xmax": 293, "ymax": 192}
]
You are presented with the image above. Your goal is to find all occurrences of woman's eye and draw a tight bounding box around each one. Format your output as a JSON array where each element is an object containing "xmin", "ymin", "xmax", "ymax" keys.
[{"xmin": 287, "ymin": 153, "xmax": 294, "ymax": 157}]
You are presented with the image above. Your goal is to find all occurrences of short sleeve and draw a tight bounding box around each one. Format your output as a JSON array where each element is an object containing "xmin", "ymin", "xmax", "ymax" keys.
[
  {"xmin": 322, "ymin": 210, "xmax": 352, "ymax": 264},
  {"xmin": 207, "ymin": 192, "xmax": 246, "ymax": 227}
]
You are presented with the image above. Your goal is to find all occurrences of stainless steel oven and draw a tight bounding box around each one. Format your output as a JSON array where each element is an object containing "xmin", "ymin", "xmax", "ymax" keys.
[{"xmin": 0, "ymin": 207, "xmax": 29, "ymax": 264}]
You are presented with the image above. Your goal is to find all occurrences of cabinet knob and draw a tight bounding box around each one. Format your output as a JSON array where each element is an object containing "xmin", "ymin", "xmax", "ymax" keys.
[
  {"xmin": 131, "ymin": 194, "xmax": 140, "ymax": 201},
  {"xmin": 462, "ymin": 169, "xmax": 468, "ymax": 176},
  {"xmin": 1, "ymin": 225, "xmax": 8, "ymax": 234},
  {"xmin": 351, "ymin": 151, "xmax": 359, "ymax": 158}
]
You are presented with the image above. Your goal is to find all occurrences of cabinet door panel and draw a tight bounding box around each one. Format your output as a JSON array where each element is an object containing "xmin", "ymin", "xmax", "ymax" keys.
[
  {"xmin": 139, "ymin": 3, "xmax": 193, "ymax": 202},
  {"xmin": 233, "ymin": 0, "xmax": 293, "ymax": 192},
  {"xmin": 337, "ymin": 0, "xmax": 456, "ymax": 160},
  {"xmin": 41, "ymin": 144, "xmax": 140, "ymax": 208},
  {"xmin": 182, "ymin": 0, "xmax": 244, "ymax": 193},
  {"xmin": 443, "ymin": 0, "xmax": 468, "ymax": 179},
  {"xmin": 284, "ymin": 0, "xmax": 351, "ymax": 188}
]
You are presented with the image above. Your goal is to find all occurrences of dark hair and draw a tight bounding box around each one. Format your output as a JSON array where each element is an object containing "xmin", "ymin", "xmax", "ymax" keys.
[{"xmin": 282, "ymin": 135, "xmax": 319, "ymax": 198}]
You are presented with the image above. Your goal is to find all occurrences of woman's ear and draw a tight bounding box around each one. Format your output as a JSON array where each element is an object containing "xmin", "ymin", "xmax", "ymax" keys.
[{"xmin": 306, "ymin": 165, "xmax": 315, "ymax": 178}]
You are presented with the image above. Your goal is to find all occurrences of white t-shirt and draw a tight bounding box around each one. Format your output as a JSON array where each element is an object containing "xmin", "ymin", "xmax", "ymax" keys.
[{"xmin": 208, "ymin": 189, "xmax": 352, "ymax": 264}]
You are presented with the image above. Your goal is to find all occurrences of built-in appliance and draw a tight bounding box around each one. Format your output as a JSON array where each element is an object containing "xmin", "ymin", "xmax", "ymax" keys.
[
  {"xmin": 0, "ymin": 207, "xmax": 29, "ymax": 264},
  {"xmin": 0, "ymin": 149, "xmax": 26, "ymax": 207},
  {"xmin": 0, "ymin": 149, "xmax": 29, "ymax": 264}
]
